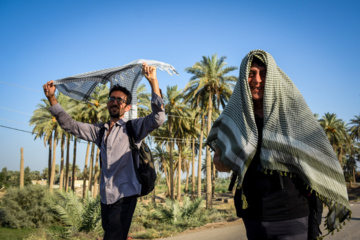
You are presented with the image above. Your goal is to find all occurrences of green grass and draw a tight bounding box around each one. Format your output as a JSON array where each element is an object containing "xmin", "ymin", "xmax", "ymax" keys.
[{"xmin": 0, "ymin": 227, "xmax": 38, "ymax": 240}]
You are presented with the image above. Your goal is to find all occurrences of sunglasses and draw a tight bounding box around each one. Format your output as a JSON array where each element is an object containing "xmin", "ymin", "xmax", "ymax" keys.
[{"xmin": 108, "ymin": 97, "xmax": 127, "ymax": 105}]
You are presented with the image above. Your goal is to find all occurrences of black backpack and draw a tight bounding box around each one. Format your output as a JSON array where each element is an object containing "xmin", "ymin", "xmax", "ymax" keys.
[
  {"xmin": 98, "ymin": 121, "xmax": 156, "ymax": 197},
  {"xmin": 125, "ymin": 120, "xmax": 157, "ymax": 196}
]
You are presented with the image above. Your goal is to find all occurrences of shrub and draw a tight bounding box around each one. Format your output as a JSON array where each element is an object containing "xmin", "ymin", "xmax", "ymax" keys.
[
  {"xmin": 152, "ymin": 196, "xmax": 206, "ymax": 227},
  {"xmin": 0, "ymin": 185, "xmax": 54, "ymax": 228},
  {"xmin": 46, "ymin": 191, "xmax": 103, "ymax": 238}
]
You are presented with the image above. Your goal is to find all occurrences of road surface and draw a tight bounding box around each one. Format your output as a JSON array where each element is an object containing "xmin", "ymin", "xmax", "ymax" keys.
[{"xmin": 155, "ymin": 201, "xmax": 360, "ymax": 240}]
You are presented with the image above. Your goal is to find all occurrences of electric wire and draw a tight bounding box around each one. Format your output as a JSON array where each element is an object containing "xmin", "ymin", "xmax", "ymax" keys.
[{"xmin": 0, "ymin": 81, "xmax": 42, "ymax": 92}]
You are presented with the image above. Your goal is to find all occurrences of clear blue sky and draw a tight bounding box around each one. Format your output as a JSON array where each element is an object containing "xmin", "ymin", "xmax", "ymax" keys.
[{"xmin": 0, "ymin": 0, "xmax": 359, "ymax": 173}]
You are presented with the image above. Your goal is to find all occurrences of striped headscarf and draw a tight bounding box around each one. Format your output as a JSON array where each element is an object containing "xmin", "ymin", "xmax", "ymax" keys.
[{"xmin": 207, "ymin": 49, "xmax": 350, "ymax": 236}]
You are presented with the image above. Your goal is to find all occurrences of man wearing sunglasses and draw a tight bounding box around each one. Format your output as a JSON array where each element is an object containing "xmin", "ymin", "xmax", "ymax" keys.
[{"xmin": 43, "ymin": 63, "xmax": 165, "ymax": 240}]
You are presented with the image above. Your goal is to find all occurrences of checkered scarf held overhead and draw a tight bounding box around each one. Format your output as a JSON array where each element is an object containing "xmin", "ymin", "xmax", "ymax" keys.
[{"xmin": 207, "ymin": 49, "xmax": 351, "ymax": 236}]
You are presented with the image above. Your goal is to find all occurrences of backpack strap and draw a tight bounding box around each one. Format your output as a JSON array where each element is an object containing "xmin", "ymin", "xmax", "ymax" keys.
[
  {"xmin": 125, "ymin": 121, "xmax": 142, "ymax": 185},
  {"xmin": 98, "ymin": 124, "xmax": 106, "ymax": 168},
  {"xmin": 126, "ymin": 121, "xmax": 138, "ymax": 151}
]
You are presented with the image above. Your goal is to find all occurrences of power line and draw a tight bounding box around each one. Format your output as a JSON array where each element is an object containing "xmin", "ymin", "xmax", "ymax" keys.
[
  {"xmin": 0, "ymin": 123, "xmax": 204, "ymax": 143},
  {"xmin": 0, "ymin": 118, "xmax": 28, "ymax": 125},
  {"xmin": 0, "ymin": 106, "xmax": 32, "ymax": 116},
  {"xmin": 0, "ymin": 124, "xmax": 32, "ymax": 134},
  {"xmin": 0, "ymin": 124, "xmax": 89, "ymax": 144},
  {"xmin": 0, "ymin": 80, "xmax": 204, "ymax": 121},
  {"xmin": 0, "ymin": 81, "xmax": 42, "ymax": 92},
  {"xmin": 0, "ymin": 104, "xmax": 203, "ymax": 121}
]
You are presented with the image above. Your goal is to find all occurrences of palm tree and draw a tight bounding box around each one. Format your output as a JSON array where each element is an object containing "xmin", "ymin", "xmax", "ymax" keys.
[
  {"xmin": 185, "ymin": 54, "xmax": 237, "ymax": 208},
  {"xmin": 319, "ymin": 113, "xmax": 345, "ymax": 150},
  {"xmin": 319, "ymin": 113, "xmax": 347, "ymax": 166},
  {"xmin": 343, "ymin": 135, "xmax": 360, "ymax": 184},
  {"xmin": 153, "ymin": 145, "xmax": 171, "ymax": 196},
  {"xmin": 137, "ymin": 84, "xmax": 151, "ymax": 118},
  {"xmin": 82, "ymin": 140, "xmax": 91, "ymax": 197},
  {"xmin": 163, "ymin": 85, "xmax": 188, "ymax": 199},
  {"xmin": 56, "ymin": 93, "xmax": 77, "ymax": 191},
  {"xmin": 59, "ymin": 133, "xmax": 65, "ymax": 190},
  {"xmin": 170, "ymin": 100, "xmax": 194, "ymax": 200},
  {"xmin": 349, "ymin": 115, "xmax": 360, "ymax": 142},
  {"xmin": 65, "ymin": 133, "xmax": 71, "ymax": 192},
  {"xmin": 71, "ymin": 137, "xmax": 78, "ymax": 191},
  {"xmin": 30, "ymin": 95, "xmax": 65, "ymax": 191},
  {"xmin": 77, "ymin": 85, "xmax": 109, "ymax": 197},
  {"xmin": 93, "ymin": 147, "xmax": 101, "ymax": 198},
  {"xmin": 30, "ymin": 92, "xmax": 77, "ymax": 191},
  {"xmin": 180, "ymin": 145, "xmax": 192, "ymax": 194},
  {"xmin": 30, "ymin": 99, "xmax": 55, "ymax": 186}
]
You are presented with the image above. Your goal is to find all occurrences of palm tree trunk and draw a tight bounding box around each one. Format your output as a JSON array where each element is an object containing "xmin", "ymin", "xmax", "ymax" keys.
[
  {"xmin": 212, "ymin": 162, "xmax": 216, "ymax": 197},
  {"xmin": 164, "ymin": 145, "xmax": 171, "ymax": 196},
  {"xmin": 177, "ymin": 144, "xmax": 182, "ymax": 201},
  {"xmin": 174, "ymin": 163, "xmax": 179, "ymax": 198},
  {"xmin": 48, "ymin": 133, "xmax": 53, "ymax": 186},
  {"xmin": 88, "ymin": 142, "xmax": 95, "ymax": 194},
  {"xmin": 65, "ymin": 135, "xmax": 70, "ymax": 192},
  {"xmin": 192, "ymin": 137, "xmax": 196, "ymax": 198},
  {"xmin": 165, "ymin": 169, "xmax": 171, "ymax": 196},
  {"xmin": 353, "ymin": 168, "xmax": 356, "ymax": 184},
  {"xmin": 168, "ymin": 117, "xmax": 174, "ymax": 200},
  {"xmin": 59, "ymin": 134, "xmax": 65, "ymax": 191},
  {"xmin": 83, "ymin": 141, "xmax": 91, "ymax": 198},
  {"xmin": 49, "ymin": 130, "xmax": 58, "ymax": 192},
  {"xmin": 71, "ymin": 138, "xmax": 77, "ymax": 192},
  {"xmin": 20, "ymin": 147, "xmax": 24, "ymax": 188},
  {"xmin": 339, "ymin": 147, "xmax": 344, "ymax": 169},
  {"xmin": 93, "ymin": 147, "xmax": 100, "ymax": 198},
  {"xmin": 185, "ymin": 165, "xmax": 189, "ymax": 194},
  {"xmin": 197, "ymin": 115, "xmax": 204, "ymax": 198},
  {"xmin": 205, "ymin": 92, "xmax": 213, "ymax": 209},
  {"xmin": 152, "ymin": 186, "xmax": 156, "ymax": 203}
]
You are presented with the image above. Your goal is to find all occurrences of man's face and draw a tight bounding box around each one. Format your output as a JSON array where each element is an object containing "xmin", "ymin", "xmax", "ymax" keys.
[
  {"xmin": 248, "ymin": 62, "xmax": 266, "ymax": 101},
  {"xmin": 107, "ymin": 90, "xmax": 131, "ymax": 119}
]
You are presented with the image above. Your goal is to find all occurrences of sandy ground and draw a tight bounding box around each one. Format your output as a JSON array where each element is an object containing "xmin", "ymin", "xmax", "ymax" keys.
[{"xmin": 150, "ymin": 185, "xmax": 360, "ymax": 239}]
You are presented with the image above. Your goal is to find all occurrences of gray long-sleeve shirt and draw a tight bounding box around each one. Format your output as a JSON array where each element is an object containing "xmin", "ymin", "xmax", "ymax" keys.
[{"xmin": 49, "ymin": 91, "xmax": 165, "ymax": 204}]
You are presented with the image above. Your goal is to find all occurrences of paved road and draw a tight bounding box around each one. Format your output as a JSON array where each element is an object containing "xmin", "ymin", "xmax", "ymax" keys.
[
  {"xmin": 156, "ymin": 202, "xmax": 360, "ymax": 240},
  {"xmin": 319, "ymin": 202, "xmax": 360, "ymax": 239}
]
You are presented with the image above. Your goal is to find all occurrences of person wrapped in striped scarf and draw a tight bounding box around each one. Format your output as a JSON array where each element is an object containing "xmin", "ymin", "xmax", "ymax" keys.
[{"xmin": 207, "ymin": 50, "xmax": 351, "ymax": 240}]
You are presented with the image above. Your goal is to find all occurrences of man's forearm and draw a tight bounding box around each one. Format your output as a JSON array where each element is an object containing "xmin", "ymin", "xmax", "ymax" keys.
[
  {"xmin": 150, "ymin": 80, "xmax": 163, "ymax": 108},
  {"xmin": 47, "ymin": 96, "xmax": 58, "ymax": 106},
  {"xmin": 150, "ymin": 81, "xmax": 161, "ymax": 99}
]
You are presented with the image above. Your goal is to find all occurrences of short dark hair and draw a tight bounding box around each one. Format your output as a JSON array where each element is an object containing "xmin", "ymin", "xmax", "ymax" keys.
[
  {"xmin": 109, "ymin": 84, "xmax": 132, "ymax": 105},
  {"xmin": 252, "ymin": 57, "xmax": 265, "ymax": 67}
]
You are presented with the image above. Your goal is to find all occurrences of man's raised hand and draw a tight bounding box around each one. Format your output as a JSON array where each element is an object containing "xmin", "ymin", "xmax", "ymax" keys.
[{"xmin": 43, "ymin": 80, "xmax": 58, "ymax": 106}]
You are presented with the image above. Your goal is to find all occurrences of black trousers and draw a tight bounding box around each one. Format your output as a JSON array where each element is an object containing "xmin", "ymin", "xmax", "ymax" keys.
[
  {"xmin": 243, "ymin": 216, "xmax": 309, "ymax": 240},
  {"xmin": 101, "ymin": 195, "xmax": 138, "ymax": 240}
]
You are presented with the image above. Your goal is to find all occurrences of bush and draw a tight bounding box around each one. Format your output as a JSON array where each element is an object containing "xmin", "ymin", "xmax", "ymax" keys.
[
  {"xmin": 0, "ymin": 185, "xmax": 54, "ymax": 228},
  {"xmin": 46, "ymin": 191, "xmax": 103, "ymax": 238},
  {"xmin": 152, "ymin": 196, "xmax": 206, "ymax": 227}
]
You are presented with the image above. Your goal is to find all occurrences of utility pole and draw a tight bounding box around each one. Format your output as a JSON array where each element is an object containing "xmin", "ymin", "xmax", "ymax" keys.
[{"xmin": 20, "ymin": 147, "xmax": 24, "ymax": 188}]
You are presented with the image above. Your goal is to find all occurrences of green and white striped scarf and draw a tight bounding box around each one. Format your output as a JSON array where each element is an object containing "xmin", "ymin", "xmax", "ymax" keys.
[{"xmin": 207, "ymin": 49, "xmax": 351, "ymax": 236}]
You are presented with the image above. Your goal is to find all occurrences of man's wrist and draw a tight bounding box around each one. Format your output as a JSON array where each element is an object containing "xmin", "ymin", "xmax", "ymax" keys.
[{"xmin": 47, "ymin": 96, "xmax": 58, "ymax": 106}]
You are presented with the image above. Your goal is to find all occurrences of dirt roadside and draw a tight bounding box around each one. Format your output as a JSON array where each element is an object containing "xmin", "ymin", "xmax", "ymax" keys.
[{"xmin": 150, "ymin": 185, "xmax": 360, "ymax": 239}]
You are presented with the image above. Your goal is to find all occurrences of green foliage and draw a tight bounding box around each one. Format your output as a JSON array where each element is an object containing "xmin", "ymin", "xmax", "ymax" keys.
[
  {"xmin": 0, "ymin": 227, "xmax": 37, "ymax": 240},
  {"xmin": 80, "ymin": 193, "xmax": 102, "ymax": 233},
  {"xmin": 0, "ymin": 167, "xmax": 34, "ymax": 189},
  {"xmin": 152, "ymin": 196, "xmax": 205, "ymax": 227},
  {"xmin": 129, "ymin": 195, "xmax": 237, "ymax": 238},
  {"xmin": 46, "ymin": 190, "xmax": 103, "ymax": 238},
  {"xmin": 0, "ymin": 185, "xmax": 54, "ymax": 228},
  {"xmin": 23, "ymin": 227, "xmax": 100, "ymax": 240},
  {"xmin": 214, "ymin": 178, "xmax": 232, "ymax": 193}
]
